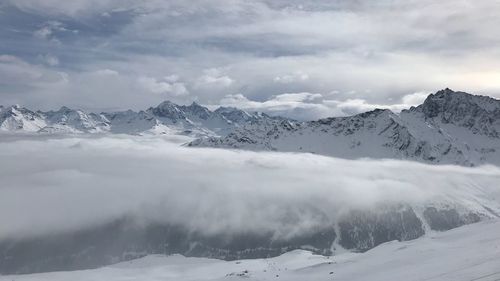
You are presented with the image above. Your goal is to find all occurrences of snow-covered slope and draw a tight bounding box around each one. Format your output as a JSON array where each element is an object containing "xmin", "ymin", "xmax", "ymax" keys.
[
  {"xmin": 40, "ymin": 107, "xmax": 110, "ymax": 134},
  {"xmin": 191, "ymin": 89, "xmax": 500, "ymax": 166},
  {"xmin": 0, "ymin": 102, "xmax": 275, "ymax": 137},
  {"xmin": 0, "ymin": 105, "xmax": 46, "ymax": 132},
  {"xmin": 4, "ymin": 219, "xmax": 500, "ymax": 281}
]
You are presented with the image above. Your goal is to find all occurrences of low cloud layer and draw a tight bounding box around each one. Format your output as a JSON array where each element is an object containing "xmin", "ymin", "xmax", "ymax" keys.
[
  {"xmin": 217, "ymin": 91, "xmax": 430, "ymax": 120},
  {"xmin": 0, "ymin": 136, "xmax": 499, "ymax": 240}
]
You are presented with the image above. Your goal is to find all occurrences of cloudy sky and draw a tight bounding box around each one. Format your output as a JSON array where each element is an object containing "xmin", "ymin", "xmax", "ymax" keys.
[{"xmin": 1, "ymin": 0, "xmax": 500, "ymax": 119}]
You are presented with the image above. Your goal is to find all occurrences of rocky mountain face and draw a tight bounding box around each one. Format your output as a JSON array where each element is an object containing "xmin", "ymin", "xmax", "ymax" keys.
[
  {"xmin": 0, "ymin": 202, "xmax": 493, "ymax": 275},
  {"xmin": 190, "ymin": 89, "xmax": 500, "ymax": 166},
  {"xmin": 0, "ymin": 102, "xmax": 276, "ymax": 137}
]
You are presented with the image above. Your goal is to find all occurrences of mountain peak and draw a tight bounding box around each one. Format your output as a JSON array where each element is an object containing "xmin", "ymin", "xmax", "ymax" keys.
[
  {"xmin": 181, "ymin": 102, "xmax": 211, "ymax": 120},
  {"xmin": 1, "ymin": 104, "xmax": 28, "ymax": 115},
  {"xmin": 436, "ymin": 87, "xmax": 455, "ymax": 95},
  {"xmin": 156, "ymin": 100, "xmax": 177, "ymax": 108},
  {"xmin": 356, "ymin": 108, "xmax": 393, "ymax": 118},
  {"xmin": 419, "ymin": 89, "xmax": 500, "ymax": 118},
  {"xmin": 56, "ymin": 106, "xmax": 73, "ymax": 113},
  {"xmin": 184, "ymin": 101, "xmax": 210, "ymax": 112},
  {"xmin": 189, "ymin": 101, "xmax": 202, "ymax": 107},
  {"xmin": 6, "ymin": 104, "xmax": 21, "ymax": 111}
]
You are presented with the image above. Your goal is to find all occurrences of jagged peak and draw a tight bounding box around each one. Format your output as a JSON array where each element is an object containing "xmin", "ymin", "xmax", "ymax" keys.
[
  {"xmin": 6, "ymin": 104, "xmax": 21, "ymax": 110},
  {"xmin": 418, "ymin": 89, "xmax": 500, "ymax": 117},
  {"xmin": 214, "ymin": 106, "xmax": 240, "ymax": 113},
  {"xmin": 214, "ymin": 106, "xmax": 253, "ymax": 118},
  {"xmin": 58, "ymin": 106, "xmax": 72, "ymax": 112},
  {"xmin": 0, "ymin": 104, "xmax": 32, "ymax": 115},
  {"xmin": 156, "ymin": 100, "xmax": 178, "ymax": 109},
  {"xmin": 183, "ymin": 101, "xmax": 210, "ymax": 112},
  {"xmin": 188, "ymin": 101, "xmax": 203, "ymax": 107},
  {"xmin": 356, "ymin": 108, "xmax": 393, "ymax": 118},
  {"xmin": 435, "ymin": 87, "xmax": 455, "ymax": 95},
  {"xmin": 152, "ymin": 101, "xmax": 184, "ymax": 117},
  {"xmin": 179, "ymin": 102, "xmax": 211, "ymax": 121},
  {"xmin": 425, "ymin": 88, "xmax": 499, "ymax": 103}
]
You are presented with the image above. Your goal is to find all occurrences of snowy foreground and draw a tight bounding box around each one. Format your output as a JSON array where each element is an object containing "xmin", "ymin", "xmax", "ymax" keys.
[{"xmin": 4, "ymin": 219, "xmax": 500, "ymax": 281}]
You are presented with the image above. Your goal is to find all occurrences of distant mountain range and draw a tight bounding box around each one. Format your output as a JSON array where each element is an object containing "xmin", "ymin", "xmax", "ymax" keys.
[
  {"xmin": 2, "ymin": 88, "xmax": 500, "ymax": 166},
  {"xmin": 0, "ymin": 101, "xmax": 280, "ymax": 137},
  {"xmin": 190, "ymin": 89, "xmax": 500, "ymax": 166}
]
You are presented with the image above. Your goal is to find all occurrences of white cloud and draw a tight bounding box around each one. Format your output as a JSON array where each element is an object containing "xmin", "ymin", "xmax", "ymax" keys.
[
  {"xmin": 274, "ymin": 71, "xmax": 309, "ymax": 83},
  {"xmin": 37, "ymin": 54, "xmax": 60, "ymax": 66},
  {"xmin": 33, "ymin": 26, "xmax": 53, "ymax": 40},
  {"xmin": 0, "ymin": 136, "xmax": 498, "ymax": 240},
  {"xmin": 164, "ymin": 74, "xmax": 180, "ymax": 82},
  {"xmin": 401, "ymin": 92, "xmax": 430, "ymax": 107},
  {"xmin": 33, "ymin": 20, "xmax": 69, "ymax": 43},
  {"xmin": 218, "ymin": 91, "xmax": 431, "ymax": 120},
  {"xmin": 138, "ymin": 76, "xmax": 189, "ymax": 96},
  {"xmin": 272, "ymin": 92, "xmax": 322, "ymax": 103},
  {"xmin": 325, "ymin": 92, "xmax": 432, "ymax": 115},
  {"xmin": 10, "ymin": 0, "xmax": 131, "ymax": 17},
  {"xmin": 0, "ymin": 55, "xmax": 66, "ymax": 85},
  {"xmin": 94, "ymin": 69, "xmax": 119, "ymax": 76},
  {"xmin": 195, "ymin": 68, "xmax": 234, "ymax": 88},
  {"xmin": 219, "ymin": 92, "xmax": 335, "ymax": 120}
]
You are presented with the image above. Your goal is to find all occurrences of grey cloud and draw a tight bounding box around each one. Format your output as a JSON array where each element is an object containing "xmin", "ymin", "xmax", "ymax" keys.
[{"xmin": 1, "ymin": 1, "xmax": 500, "ymax": 115}]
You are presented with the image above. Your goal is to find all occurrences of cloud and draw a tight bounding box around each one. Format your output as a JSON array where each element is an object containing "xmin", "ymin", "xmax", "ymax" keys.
[
  {"xmin": 93, "ymin": 69, "xmax": 119, "ymax": 76},
  {"xmin": 0, "ymin": 136, "xmax": 499, "ymax": 241},
  {"xmin": 0, "ymin": 55, "xmax": 67, "ymax": 87},
  {"xmin": 219, "ymin": 92, "xmax": 334, "ymax": 120},
  {"xmin": 274, "ymin": 71, "xmax": 309, "ymax": 84},
  {"xmin": 195, "ymin": 68, "xmax": 234, "ymax": 88},
  {"xmin": 138, "ymin": 76, "xmax": 189, "ymax": 96},
  {"xmin": 8, "ymin": 0, "xmax": 132, "ymax": 17},
  {"xmin": 33, "ymin": 20, "xmax": 71, "ymax": 43},
  {"xmin": 37, "ymin": 54, "xmax": 60, "ymax": 66},
  {"xmin": 2, "ymin": 0, "xmax": 500, "ymax": 114},
  {"xmin": 218, "ymin": 91, "xmax": 432, "ymax": 120},
  {"xmin": 401, "ymin": 92, "xmax": 429, "ymax": 106}
]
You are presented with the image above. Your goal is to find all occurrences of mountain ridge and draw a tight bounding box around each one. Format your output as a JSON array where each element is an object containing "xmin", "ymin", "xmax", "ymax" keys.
[
  {"xmin": 0, "ymin": 101, "xmax": 279, "ymax": 137},
  {"xmin": 190, "ymin": 89, "xmax": 500, "ymax": 166},
  {"xmin": 2, "ymin": 89, "xmax": 500, "ymax": 166}
]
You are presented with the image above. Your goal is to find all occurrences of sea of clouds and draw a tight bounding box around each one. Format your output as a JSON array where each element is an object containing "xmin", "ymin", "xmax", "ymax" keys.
[{"xmin": 0, "ymin": 135, "xmax": 499, "ymax": 240}]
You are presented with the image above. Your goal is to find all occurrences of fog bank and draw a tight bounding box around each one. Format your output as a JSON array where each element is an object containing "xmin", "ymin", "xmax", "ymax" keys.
[{"xmin": 0, "ymin": 136, "xmax": 499, "ymax": 240}]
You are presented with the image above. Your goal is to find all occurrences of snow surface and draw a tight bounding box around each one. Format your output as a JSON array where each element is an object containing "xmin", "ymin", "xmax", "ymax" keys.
[
  {"xmin": 4, "ymin": 219, "xmax": 500, "ymax": 281},
  {"xmin": 0, "ymin": 100, "xmax": 275, "ymax": 137}
]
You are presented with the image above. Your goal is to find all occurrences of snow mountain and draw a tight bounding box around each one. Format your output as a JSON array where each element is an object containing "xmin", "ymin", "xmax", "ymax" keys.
[
  {"xmin": 0, "ymin": 102, "xmax": 277, "ymax": 137},
  {"xmin": 190, "ymin": 89, "xmax": 500, "ymax": 166},
  {"xmin": 0, "ymin": 105, "xmax": 46, "ymax": 132},
  {"xmin": 2, "ymin": 89, "xmax": 500, "ymax": 166}
]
